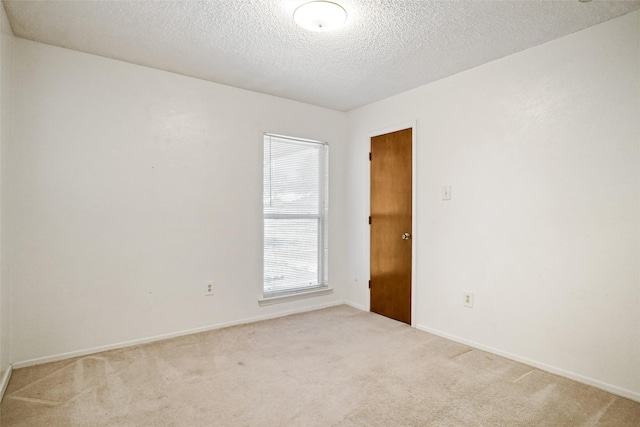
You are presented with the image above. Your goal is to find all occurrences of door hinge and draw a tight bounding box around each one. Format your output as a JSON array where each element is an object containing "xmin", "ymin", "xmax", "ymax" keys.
[
  {"xmin": 368, "ymin": 216, "xmax": 371, "ymax": 225},
  {"xmin": 368, "ymin": 280, "xmax": 371, "ymax": 289},
  {"xmin": 369, "ymin": 152, "xmax": 371, "ymax": 161}
]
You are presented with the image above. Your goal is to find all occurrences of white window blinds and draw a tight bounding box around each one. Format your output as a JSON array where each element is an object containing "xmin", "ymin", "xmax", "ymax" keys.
[{"xmin": 263, "ymin": 134, "xmax": 329, "ymax": 297}]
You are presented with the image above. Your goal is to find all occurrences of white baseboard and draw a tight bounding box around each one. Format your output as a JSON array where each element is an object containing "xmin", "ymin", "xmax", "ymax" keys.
[
  {"xmin": 416, "ymin": 324, "xmax": 640, "ymax": 403},
  {"xmin": 12, "ymin": 300, "xmax": 346, "ymax": 369},
  {"xmin": 343, "ymin": 301, "xmax": 366, "ymax": 311},
  {"xmin": 0, "ymin": 365, "xmax": 12, "ymax": 402}
]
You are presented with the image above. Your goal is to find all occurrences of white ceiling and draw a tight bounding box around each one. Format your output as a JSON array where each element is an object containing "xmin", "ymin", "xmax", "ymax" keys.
[{"xmin": 4, "ymin": 0, "xmax": 640, "ymax": 111}]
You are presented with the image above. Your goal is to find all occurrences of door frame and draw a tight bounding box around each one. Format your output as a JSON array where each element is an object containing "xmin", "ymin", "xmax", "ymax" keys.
[{"xmin": 366, "ymin": 120, "xmax": 417, "ymax": 327}]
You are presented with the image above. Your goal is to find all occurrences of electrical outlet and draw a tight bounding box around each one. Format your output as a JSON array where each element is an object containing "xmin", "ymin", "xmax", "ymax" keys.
[
  {"xmin": 442, "ymin": 185, "xmax": 452, "ymax": 201},
  {"xmin": 463, "ymin": 291, "xmax": 473, "ymax": 308},
  {"xmin": 204, "ymin": 281, "xmax": 215, "ymax": 296}
]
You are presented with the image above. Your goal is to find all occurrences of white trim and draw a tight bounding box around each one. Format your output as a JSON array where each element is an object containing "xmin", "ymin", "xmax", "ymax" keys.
[
  {"xmin": 417, "ymin": 324, "xmax": 640, "ymax": 403},
  {"xmin": 0, "ymin": 365, "xmax": 12, "ymax": 402},
  {"xmin": 367, "ymin": 121, "xmax": 418, "ymax": 327},
  {"xmin": 12, "ymin": 301, "xmax": 344, "ymax": 369},
  {"xmin": 344, "ymin": 301, "xmax": 366, "ymax": 311},
  {"xmin": 258, "ymin": 287, "xmax": 334, "ymax": 306}
]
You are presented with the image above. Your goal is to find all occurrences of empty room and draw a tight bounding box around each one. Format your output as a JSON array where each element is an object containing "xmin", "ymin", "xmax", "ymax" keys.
[{"xmin": 0, "ymin": 0, "xmax": 638, "ymax": 425}]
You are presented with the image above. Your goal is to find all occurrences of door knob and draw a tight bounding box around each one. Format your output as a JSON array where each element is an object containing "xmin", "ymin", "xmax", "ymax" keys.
[{"xmin": 402, "ymin": 233, "xmax": 411, "ymax": 240}]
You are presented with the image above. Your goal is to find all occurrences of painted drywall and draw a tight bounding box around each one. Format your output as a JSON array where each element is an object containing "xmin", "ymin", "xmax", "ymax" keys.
[
  {"xmin": 346, "ymin": 11, "xmax": 640, "ymax": 399},
  {"xmin": 0, "ymin": 2, "xmax": 14, "ymax": 388},
  {"xmin": 8, "ymin": 39, "xmax": 348, "ymax": 364}
]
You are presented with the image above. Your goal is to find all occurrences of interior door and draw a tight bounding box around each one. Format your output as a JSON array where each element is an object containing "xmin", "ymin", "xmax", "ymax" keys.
[{"xmin": 370, "ymin": 128, "xmax": 412, "ymax": 324}]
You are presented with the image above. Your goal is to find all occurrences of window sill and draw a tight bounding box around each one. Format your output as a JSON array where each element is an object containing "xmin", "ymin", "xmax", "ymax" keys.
[{"xmin": 258, "ymin": 287, "xmax": 334, "ymax": 306}]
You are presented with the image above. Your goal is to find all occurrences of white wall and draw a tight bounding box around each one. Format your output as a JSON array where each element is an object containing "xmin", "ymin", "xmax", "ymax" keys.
[
  {"xmin": 0, "ymin": 3, "xmax": 14, "ymax": 388},
  {"xmin": 8, "ymin": 39, "xmax": 348, "ymax": 364},
  {"xmin": 346, "ymin": 11, "xmax": 640, "ymax": 400}
]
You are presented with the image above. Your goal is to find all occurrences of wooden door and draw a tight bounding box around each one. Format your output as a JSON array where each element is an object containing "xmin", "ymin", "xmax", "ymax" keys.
[{"xmin": 370, "ymin": 128, "xmax": 412, "ymax": 324}]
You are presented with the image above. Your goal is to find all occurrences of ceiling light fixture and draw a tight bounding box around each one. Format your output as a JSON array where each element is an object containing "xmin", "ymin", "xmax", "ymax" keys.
[{"xmin": 294, "ymin": 1, "xmax": 347, "ymax": 32}]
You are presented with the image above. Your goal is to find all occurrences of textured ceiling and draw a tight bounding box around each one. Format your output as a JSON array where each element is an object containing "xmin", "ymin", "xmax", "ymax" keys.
[{"xmin": 3, "ymin": 0, "xmax": 640, "ymax": 111}]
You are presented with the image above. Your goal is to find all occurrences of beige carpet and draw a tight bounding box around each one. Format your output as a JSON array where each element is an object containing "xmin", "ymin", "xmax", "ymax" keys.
[{"xmin": 1, "ymin": 305, "xmax": 639, "ymax": 426}]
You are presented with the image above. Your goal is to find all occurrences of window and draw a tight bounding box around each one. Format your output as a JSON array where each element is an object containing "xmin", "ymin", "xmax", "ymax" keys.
[{"xmin": 263, "ymin": 133, "xmax": 328, "ymax": 298}]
